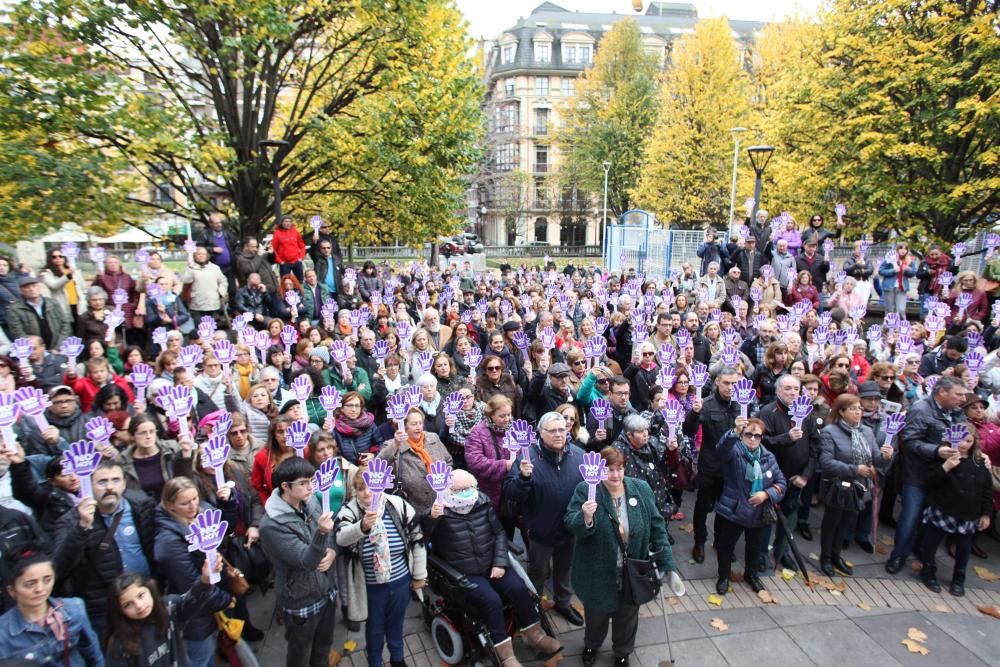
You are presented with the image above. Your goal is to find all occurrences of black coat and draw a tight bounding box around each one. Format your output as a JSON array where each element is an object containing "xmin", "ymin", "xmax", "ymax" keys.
[
  {"xmin": 898, "ymin": 397, "xmax": 966, "ymax": 488},
  {"xmin": 925, "ymin": 455, "xmax": 993, "ymax": 522},
  {"xmin": 421, "ymin": 494, "xmax": 508, "ymax": 578},
  {"xmin": 9, "ymin": 460, "xmax": 77, "ymax": 533},
  {"xmin": 585, "ymin": 405, "xmax": 639, "ymax": 452},
  {"xmin": 52, "ymin": 491, "xmax": 156, "ymax": 629},
  {"xmin": 760, "ymin": 400, "xmax": 820, "ymax": 480},
  {"xmin": 682, "ymin": 390, "xmax": 748, "ymax": 479},
  {"xmin": 524, "ymin": 373, "xmax": 572, "ymax": 424}
]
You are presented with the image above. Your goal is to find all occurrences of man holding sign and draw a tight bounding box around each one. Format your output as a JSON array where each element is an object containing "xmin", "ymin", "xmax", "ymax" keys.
[{"xmin": 259, "ymin": 457, "xmax": 337, "ymax": 667}]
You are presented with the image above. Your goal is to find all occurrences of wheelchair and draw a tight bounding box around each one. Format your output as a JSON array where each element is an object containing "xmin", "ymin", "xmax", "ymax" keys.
[{"xmin": 421, "ymin": 550, "xmax": 557, "ymax": 666}]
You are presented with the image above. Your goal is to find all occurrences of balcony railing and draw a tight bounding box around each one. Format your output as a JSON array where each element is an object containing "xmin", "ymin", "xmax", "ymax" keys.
[{"xmin": 534, "ymin": 163, "xmax": 549, "ymax": 173}]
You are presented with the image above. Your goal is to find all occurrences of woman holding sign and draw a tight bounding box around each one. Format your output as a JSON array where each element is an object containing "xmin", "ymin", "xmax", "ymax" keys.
[
  {"xmin": 565, "ymin": 447, "xmax": 675, "ymax": 667},
  {"xmin": 378, "ymin": 408, "xmax": 451, "ymax": 514}
]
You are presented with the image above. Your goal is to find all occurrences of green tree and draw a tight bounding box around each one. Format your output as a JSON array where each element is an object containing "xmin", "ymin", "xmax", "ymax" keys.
[
  {"xmin": 801, "ymin": 0, "xmax": 1000, "ymax": 243},
  {"xmin": 633, "ymin": 17, "xmax": 754, "ymax": 227},
  {"xmin": 3, "ymin": 0, "xmax": 483, "ymax": 241},
  {"xmin": 555, "ymin": 19, "xmax": 660, "ymax": 220}
]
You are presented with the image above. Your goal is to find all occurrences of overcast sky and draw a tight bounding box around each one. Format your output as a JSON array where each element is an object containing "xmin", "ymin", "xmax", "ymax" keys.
[{"xmin": 454, "ymin": 0, "xmax": 823, "ymax": 39}]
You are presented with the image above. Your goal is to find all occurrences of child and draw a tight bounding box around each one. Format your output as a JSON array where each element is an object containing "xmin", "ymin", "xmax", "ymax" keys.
[{"xmin": 917, "ymin": 429, "xmax": 992, "ymax": 597}]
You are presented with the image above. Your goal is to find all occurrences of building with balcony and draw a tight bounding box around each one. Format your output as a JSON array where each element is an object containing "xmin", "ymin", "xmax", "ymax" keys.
[{"xmin": 470, "ymin": 2, "xmax": 762, "ymax": 248}]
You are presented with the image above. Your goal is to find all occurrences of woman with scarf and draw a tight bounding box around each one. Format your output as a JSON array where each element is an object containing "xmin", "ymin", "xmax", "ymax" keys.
[
  {"xmin": 916, "ymin": 246, "xmax": 957, "ymax": 318},
  {"xmin": 878, "ymin": 242, "xmax": 917, "ymax": 317},
  {"xmin": 0, "ymin": 553, "xmax": 103, "ymax": 666},
  {"xmin": 713, "ymin": 417, "xmax": 786, "ymax": 596},
  {"xmin": 423, "ymin": 470, "xmax": 562, "ymax": 667},
  {"xmin": 378, "ymin": 408, "xmax": 452, "ymax": 514},
  {"xmin": 818, "ymin": 394, "xmax": 891, "ymax": 578},
  {"xmin": 947, "ymin": 271, "xmax": 990, "ymax": 324},
  {"xmin": 474, "ymin": 353, "xmax": 523, "ymax": 418},
  {"xmin": 332, "ymin": 391, "xmax": 383, "ymax": 465},
  {"xmin": 335, "ymin": 472, "xmax": 427, "ymax": 667},
  {"xmin": 623, "ymin": 340, "xmax": 659, "ymax": 412},
  {"xmin": 842, "ymin": 241, "xmax": 875, "ymax": 305},
  {"xmin": 440, "ymin": 388, "xmax": 484, "ymax": 470},
  {"xmin": 464, "ymin": 395, "xmax": 516, "ymax": 530},
  {"xmin": 827, "ymin": 276, "xmax": 868, "ymax": 313},
  {"xmin": 431, "ymin": 352, "xmax": 466, "ymax": 399},
  {"xmin": 231, "ymin": 343, "xmax": 259, "ymax": 401}
]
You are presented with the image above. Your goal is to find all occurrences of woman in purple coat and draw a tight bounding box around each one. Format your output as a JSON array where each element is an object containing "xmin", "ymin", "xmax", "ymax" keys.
[{"xmin": 462, "ymin": 394, "xmax": 517, "ymax": 536}]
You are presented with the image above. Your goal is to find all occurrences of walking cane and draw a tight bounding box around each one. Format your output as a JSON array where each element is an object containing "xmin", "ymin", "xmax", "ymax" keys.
[{"xmin": 658, "ymin": 571, "xmax": 685, "ymax": 666}]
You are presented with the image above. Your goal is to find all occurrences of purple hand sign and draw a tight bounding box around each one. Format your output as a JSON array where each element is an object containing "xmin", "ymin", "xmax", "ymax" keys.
[
  {"xmin": 373, "ymin": 340, "xmax": 390, "ymax": 364},
  {"xmin": 287, "ymin": 420, "xmax": 311, "ymax": 457},
  {"xmin": 186, "ymin": 509, "xmax": 229, "ymax": 583},
  {"xmin": 280, "ymin": 325, "xmax": 298, "ymax": 354},
  {"xmin": 319, "ymin": 386, "xmax": 342, "ymax": 417},
  {"xmin": 152, "ymin": 327, "xmax": 168, "ymax": 348},
  {"xmin": 657, "ymin": 366, "xmax": 676, "ymax": 392},
  {"xmin": 426, "ymin": 460, "xmax": 453, "ymax": 505},
  {"xmin": 415, "ymin": 350, "xmax": 434, "ymax": 374},
  {"xmin": 179, "ymin": 345, "xmax": 203, "ymax": 373},
  {"xmin": 310, "ymin": 215, "xmax": 324, "ymax": 231},
  {"xmin": 202, "ymin": 435, "xmax": 231, "ymax": 489},
  {"xmin": 62, "ymin": 440, "xmax": 100, "ymax": 499},
  {"xmin": 732, "ymin": 378, "xmax": 755, "ymax": 419},
  {"xmin": 867, "ymin": 324, "xmax": 883, "ymax": 342},
  {"xmin": 590, "ymin": 398, "xmax": 612, "ymax": 430},
  {"xmin": 330, "ymin": 339, "xmax": 350, "ymax": 364},
  {"xmin": 884, "ymin": 412, "xmax": 906, "ymax": 439},
  {"xmin": 10, "ymin": 337, "xmax": 32, "ymax": 363},
  {"xmin": 182, "ymin": 239, "xmax": 197, "ymax": 256},
  {"xmin": 135, "ymin": 248, "xmax": 150, "ymax": 266},
  {"xmin": 444, "ymin": 392, "xmax": 464, "ymax": 415},
  {"xmin": 314, "ymin": 458, "xmax": 341, "ymax": 514},
  {"xmin": 61, "ymin": 242, "xmax": 79, "ymax": 266},
  {"xmin": 594, "ymin": 317, "xmax": 609, "ymax": 336},
  {"xmin": 721, "ymin": 346, "xmax": 740, "ymax": 367},
  {"xmin": 158, "ymin": 386, "xmax": 194, "ymax": 439},
  {"xmin": 60, "ymin": 336, "xmax": 84, "ymax": 367},
  {"xmin": 676, "ymin": 329, "xmax": 692, "ymax": 350},
  {"xmin": 290, "ymin": 374, "xmax": 313, "ymax": 402},
  {"xmin": 86, "ymin": 416, "xmax": 115, "ymax": 445},
  {"xmin": 658, "ymin": 343, "xmax": 677, "ymax": 366},
  {"xmin": 0, "ymin": 392, "xmax": 21, "ymax": 429},
  {"xmin": 690, "ymin": 363, "xmax": 709, "ymax": 389},
  {"xmin": 386, "ymin": 394, "xmax": 409, "ymax": 429},
  {"xmin": 661, "ymin": 398, "xmax": 684, "ymax": 441},
  {"xmin": 749, "ymin": 286, "xmax": 762, "ymax": 303},
  {"xmin": 363, "ymin": 458, "xmax": 395, "ymax": 513},
  {"xmin": 540, "ymin": 327, "xmax": 556, "ymax": 351},
  {"xmin": 396, "ymin": 321, "xmax": 411, "ymax": 342},
  {"xmin": 789, "ymin": 395, "xmax": 813, "ymax": 426},
  {"xmin": 213, "ymin": 340, "xmax": 234, "ymax": 374},
  {"xmin": 112, "ymin": 288, "xmax": 128, "ymax": 307},
  {"xmin": 944, "ymin": 423, "xmax": 969, "ymax": 448},
  {"xmin": 509, "ymin": 419, "xmax": 535, "ymax": 452},
  {"xmin": 129, "ymin": 362, "xmax": 154, "ymax": 403},
  {"xmin": 579, "ymin": 451, "xmax": 608, "ymax": 502},
  {"xmin": 511, "ymin": 331, "xmax": 530, "ymax": 352},
  {"xmin": 14, "ymin": 387, "xmax": 49, "ymax": 431},
  {"xmin": 465, "ymin": 347, "xmax": 482, "ymax": 373},
  {"xmin": 214, "ymin": 412, "xmax": 232, "ymax": 438}
]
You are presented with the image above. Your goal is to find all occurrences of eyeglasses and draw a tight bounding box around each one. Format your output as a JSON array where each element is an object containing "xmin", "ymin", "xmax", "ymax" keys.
[
  {"xmin": 486, "ymin": 366, "xmax": 501, "ymax": 371},
  {"xmin": 572, "ymin": 360, "xmax": 586, "ymax": 366},
  {"xmin": 743, "ymin": 432, "xmax": 764, "ymax": 440},
  {"xmin": 229, "ymin": 428, "xmax": 248, "ymax": 435},
  {"xmin": 612, "ymin": 391, "xmax": 630, "ymax": 398},
  {"xmin": 343, "ymin": 403, "xmax": 362, "ymax": 410},
  {"xmin": 876, "ymin": 375, "xmax": 893, "ymax": 381},
  {"xmin": 642, "ymin": 352, "xmax": 655, "ymax": 357},
  {"xmin": 596, "ymin": 378, "xmax": 610, "ymax": 385},
  {"xmin": 542, "ymin": 427, "xmax": 567, "ymax": 434}
]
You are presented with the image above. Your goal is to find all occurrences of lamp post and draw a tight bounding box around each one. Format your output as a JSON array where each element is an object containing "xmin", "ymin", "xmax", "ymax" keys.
[
  {"xmin": 746, "ymin": 145, "xmax": 775, "ymax": 221},
  {"xmin": 258, "ymin": 138, "xmax": 290, "ymax": 226},
  {"xmin": 478, "ymin": 205, "xmax": 487, "ymax": 242},
  {"xmin": 602, "ymin": 160, "xmax": 611, "ymax": 254},
  {"xmin": 728, "ymin": 127, "xmax": 746, "ymax": 234}
]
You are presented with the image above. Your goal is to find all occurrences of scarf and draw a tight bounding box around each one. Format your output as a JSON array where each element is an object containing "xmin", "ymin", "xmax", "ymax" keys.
[
  {"xmin": 419, "ymin": 393, "xmax": 441, "ymax": 416},
  {"xmin": 362, "ymin": 499, "xmax": 393, "ymax": 584},
  {"xmin": 924, "ymin": 253, "xmax": 950, "ymax": 293},
  {"xmin": 444, "ymin": 488, "xmax": 478, "ymax": 514},
  {"xmin": 234, "ymin": 362, "xmax": 253, "ymax": 399},
  {"xmin": 739, "ymin": 441, "xmax": 763, "ymax": 495},
  {"xmin": 453, "ymin": 403, "xmax": 485, "ymax": 446},
  {"xmin": 845, "ymin": 421, "xmax": 873, "ymax": 491},
  {"xmin": 44, "ymin": 601, "xmax": 67, "ymax": 643},
  {"xmin": 407, "ymin": 433, "xmax": 434, "ymax": 473},
  {"xmin": 335, "ymin": 411, "xmax": 375, "ymax": 438}
]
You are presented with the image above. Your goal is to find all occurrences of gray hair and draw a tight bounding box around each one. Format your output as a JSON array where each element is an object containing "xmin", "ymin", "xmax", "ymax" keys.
[
  {"xmin": 777, "ymin": 374, "xmax": 801, "ymax": 391},
  {"xmin": 716, "ymin": 366, "xmax": 740, "ymax": 379},
  {"xmin": 537, "ymin": 412, "xmax": 566, "ymax": 432},
  {"xmin": 416, "ymin": 373, "xmax": 438, "ymax": 388},
  {"xmin": 622, "ymin": 414, "xmax": 651, "ymax": 436},
  {"xmin": 86, "ymin": 286, "xmax": 108, "ymax": 300},
  {"xmin": 259, "ymin": 366, "xmax": 281, "ymax": 381},
  {"xmin": 931, "ymin": 375, "xmax": 963, "ymax": 397}
]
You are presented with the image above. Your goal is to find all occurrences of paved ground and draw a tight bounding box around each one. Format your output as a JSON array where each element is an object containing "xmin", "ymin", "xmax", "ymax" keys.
[{"xmin": 244, "ymin": 504, "xmax": 1000, "ymax": 666}]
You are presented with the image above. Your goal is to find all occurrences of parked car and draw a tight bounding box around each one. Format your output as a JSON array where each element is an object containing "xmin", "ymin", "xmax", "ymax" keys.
[
  {"xmin": 439, "ymin": 237, "xmax": 467, "ymax": 257},
  {"xmin": 460, "ymin": 233, "xmax": 484, "ymax": 254}
]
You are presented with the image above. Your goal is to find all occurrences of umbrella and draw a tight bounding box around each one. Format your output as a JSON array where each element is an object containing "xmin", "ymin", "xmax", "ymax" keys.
[{"xmin": 774, "ymin": 505, "xmax": 811, "ymax": 585}]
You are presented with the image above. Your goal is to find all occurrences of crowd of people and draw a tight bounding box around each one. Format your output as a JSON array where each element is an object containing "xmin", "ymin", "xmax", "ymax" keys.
[{"xmin": 0, "ymin": 208, "xmax": 996, "ymax": 667}]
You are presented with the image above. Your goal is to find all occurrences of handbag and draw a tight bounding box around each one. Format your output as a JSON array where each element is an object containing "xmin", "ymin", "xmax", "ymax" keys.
[
  {"xmin": 821, "ymin": 477, "xmax": 866, "ymax": 512},
  {"xmin": 761, "ymin": 502, "xmax": 778, "ymax": 525},
  {"xmin": 609, "ymin": 511, "xmax": 661, "ymax": 606},
  {"xmin": 221, "ymin": 555, "xmax": 251, "ymax": 597}
]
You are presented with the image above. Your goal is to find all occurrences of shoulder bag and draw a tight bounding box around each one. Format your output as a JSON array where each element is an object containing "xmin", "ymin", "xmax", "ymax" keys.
[{"xmin": 609, "ymin": 509, "xmax": 661, "ymax": 606}]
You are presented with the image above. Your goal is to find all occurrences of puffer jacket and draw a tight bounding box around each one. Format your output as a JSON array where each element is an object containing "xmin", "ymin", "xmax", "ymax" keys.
[
  {"xmin": 715, "ymin": 430, "xmax": 786, "ymax": 528},
  {"xmin": 898, "ymin": 397, "xmax": 965, "ymax": 488},
  {"xmin": 52, "ymin": 491, "xmax": 156, "ymax": 631},
  {"xmin": 502, "ymin": 440, "xmax": 585, "ymax": 546},
  {"xmin": 462, "ymin": 420, "xmax": 511, "ymax": 511},
  {"xmin": 271, "ymin": 225, "xmax": 306, "ymax": 265},
  {"xmin": 421, "ymin": 493, "xmax": 507, "ymax": 577},
  {"xmin": 259, "ymin": 490, "xmax": 335, "ymax": 611},
  {"xmin": 357, "ymin": 273, "xmax": 384, "ymax": 302},
  {"xmin": 153, "ymin": 505, "xmax": 234, "ymax": 641},
  {"xmin": 819, "ymin": 421, "xmax": 889, "ymax": 501}
]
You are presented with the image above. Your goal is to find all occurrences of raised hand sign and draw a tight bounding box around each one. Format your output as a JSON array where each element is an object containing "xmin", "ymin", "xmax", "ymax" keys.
[
  {"xmin": 330, "ymin": 339, "xmax": 350, "ymax": 376},
  {"xmin": 61, "ymin": 242, "xmax": 79, "ymax": 268},
  {"xmin": 314, "ymin": 458, "xmax": 341, "ymax": 515},
  {"xmin": 185, "ymin": 509, "xmax": 229, "ymax": 584},
  {"xmin": 0, "ymin": 393, "xmax": 20, "ymax": 452},
  {"xmin": 310, "ymin": 215, "xmax": 324, "ymax": 231},
  {"xmin": 202, "ymin": 435, "xmax": 231, "ymax": 490},
  {"xmin": 62, "ymin": 440, "xmax": 101, "ymax": 500},
  {"xmin": 511, "ymin": 331, "xmax": 530, "ymax": 352},
  {"xmin": 465, "ymin": 348, "xmax": 482, "ymax": 376},
  {"xmin": 213, "ymin": 340, "xmax": 234, "ymax": 378},
  {"xmin": 789, "ymin": 395, "xmax": 813, "ymax": 428},
  {"xmin": 509, "ymin": 419, "xmax": 535, "ymax": 462},
  {"xmin": 426, "ymin": 460, "xmax": 453, "ymax": 505},
  {"xmin": 373, "ymin": 340, "xmax": 389, "ymax": 367},
  {"xmin": 129, "ymin": 362, "xmax": 154, "ymax": 404},
  {"xmin": 661, "ymin": 398, "xmax": 684, "ymax": 442},
  {"xmin": 280, "ymin": 325, "xmax": 298, "ymax": 355},
  {"xmin": 104, "ymin": 310, "xmax": 125, "ymax": 343},
  {"xmin": 732, "ymin": 378, "xmax": 755, "ymax": 419},
  {"xmin": 658, "ymin": 343, "xmax": 677, "ymax": 367},
  {"xmin": 444, "ymin": 392, "xmax": 464, "ymax": 416},
  {"xmin": 14, "ymin": 387, "xmax": 50, "ymax": 431},
  {"xmin": 579, "ymin": 451, "xmax": 608, "ymax": 502},
  {"xmin": 290, "ymin": 374, "xmax": 313, "ymax": 402},
  {"xmin": 362, "ymin": 458, "xmax": 394, "ymax": 514},
  {"xmin": 178, "ymin": 345, "xmax": 204, "ymax": 374},
  {"xmin": 90, "ymin": 246, "xmax": 107, "ymax": 272},
  {"xmin": 287, "ymin": 420, "xmax": 311, "ymax": 457},
  {"xmin": 386, "ymin": 394, "xmax": 409, "ymax": 432},
  {"xmin": 214, "ymin": 412, "xmax": 232, "ymax": 438},
  {"xmin": 395, "ymin": 320, "xmax": 411, "ymax": 343},
  {"xmin": 657, "ymin": 366, "xmax": 675, "ymax": 393},
  {"xmin": 883, "ymin": 412, "xmax": 905, "ymax": 444},
  {"xmin": 254, "ymin": 330, "xmax": 270, "ymax": 365},
  {"xmin": 540, "ymin": 327, "xmax": 556, "ymax": 352},
  {"xmin": 690, "ymin": 363, "xmax": 709, "ymax": 390},
  {"xmin": 319, "ymin": 386, "xmax": 342, "ymax": 420},
  {"xmin": 10, "ymin": 338, "xmax": 32, "ymax": 369},
  {"xmin": 152, "ymin": 326, "xmax": 168, "ymax": 348},
  {"xmin": 60, "ymin": 336, "xmax": 84, "ymax": 371},
  {"xmin": 415, "ymin": 350, "xmax": 434, "ymax": 375},
  {"xmin": 86, "ymin": 416, "xmax": 114, "ymax": 447},
  {"xmin": 158, "ymin": 386, "xmax": 194, "ymax": 440},
  {"xmin": 590, "ymin": 398, "xmax": 612, "ymax": 431}
]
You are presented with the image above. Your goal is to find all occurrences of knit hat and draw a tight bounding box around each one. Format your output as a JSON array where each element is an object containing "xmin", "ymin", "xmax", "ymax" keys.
[{"xmin": 309, "ymin": 346, "xmax": 330, "ymax": 366}]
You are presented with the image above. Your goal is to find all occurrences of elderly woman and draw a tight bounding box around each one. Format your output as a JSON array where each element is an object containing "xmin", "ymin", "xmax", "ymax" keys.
[
  {"xmin": 818, "ymin": 394, "xmax": 892, "ymax": 578},
  {"xmin": 565, "ymin": 447, "xmax": 675, "ymax": 667},
  {"xmin": 713, "ymin": 417, "xmax": 786, "ymax": 596},
  {"xmin": 76, "ymin": 285, "xmax": 112, "ymax": 344},
  {"xmin": 464, "ymin": 395, "xmax": 516, "ymax": 520},
  {"xmin": 335, "ymin": 472, "xmax": 427, "ymax": 667},
  {"xmin": 828, "ymin": 276, "xmax": 868, "ymax": 313},
  {"xmin": 613, "ymin": 414, "xmax": 679, "ymax": 520},
  {"xmin": 414, "ymin": 373, "xmax": 446, "ymax": 435},
  {"xmin": 785, "ymin": 270, "xmax": 820, "ymax": 311},
  {"xmin": 948, "ymin": 270, "xmax": 990, "ymax": 324},
  {"xmin": 379, "ymin": 408, "xmax": 452, "ymax": 514},
  {"xmin": 424, "ymin": 470, "xmax": 562, "ymax": 666},
  {"xmin": 623, "ymin": 341, "xmax": 659, "ymax": 413},
  {"xmin": 440, "ymin": 387, "xmax": 484, "ymax": 470}
]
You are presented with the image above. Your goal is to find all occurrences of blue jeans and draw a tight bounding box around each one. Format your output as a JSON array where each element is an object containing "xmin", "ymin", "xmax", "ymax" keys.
[
  {"xmin": 186, "ymin": 634, "xmax": 217, "ymax": 667},
  {"xmin": 365, "ymin": 576, "xmax": 410, "ymax": 666},
  {"xmin": 883, "ymin": 289, "xmax": 907, "ymax": 316},
  {"xmin": 464, "ymin": 571, "xmax": 539, "ymax": 642},
  {"xmin": 890, "ymin": 485, "xmax": 926, "ymax": 560}
]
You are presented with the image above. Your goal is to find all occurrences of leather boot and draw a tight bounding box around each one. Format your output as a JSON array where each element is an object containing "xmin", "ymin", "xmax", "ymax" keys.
[
  {"xmin": 921, "ymin": 562, "xmax": 942, "ymax": 593},
  {"xmin": 692, "ymin": 542, "xmax": 705, "ymax": 563},
  {"xmin": 520, "ymin": 622, "xmax": 562, "ymax": 656},
  {"xmin": 820, "ymin": 559, "xmax": 835, "ymax": 578},
  {"xmin": 494, "ymin": 638, "xmax": 523, "ymax": 667},
  {"xmin": 950, "ymin": 569, "xmax": 966, "ymax": 597}
]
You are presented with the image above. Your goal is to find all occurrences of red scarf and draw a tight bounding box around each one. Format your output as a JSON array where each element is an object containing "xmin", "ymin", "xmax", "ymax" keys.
[{"xmin": 924, "ymin": 253, "xmax": 950, "ymax": 293}]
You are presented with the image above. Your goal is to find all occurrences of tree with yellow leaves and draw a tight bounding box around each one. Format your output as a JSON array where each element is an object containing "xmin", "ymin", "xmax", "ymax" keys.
[{"xmin": 633, "ymin": 17, "xmax": 753, "ymax": 228}]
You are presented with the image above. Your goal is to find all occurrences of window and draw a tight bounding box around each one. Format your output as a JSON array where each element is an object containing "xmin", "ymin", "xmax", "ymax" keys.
[
  {"xmin": 154, "ymin": 182, "xmax": 174, "ymax": 208},
  {"xmin": 561, "ymin": 78, "xmax": 575, "ymax": 96},
  {"xmin": 534, "ymin": 218, "xmax": 548, "ymax": 243},
  {"xmin": 495, "ymin": 143, "xmax": 518, "ymax": 172},
  {"xmin": 561, "ymin": 217, "xmax": 586, "ymax": 246},
  {"xmin": 501, "ymin": 43, "xmax": 516, "ymax": 64},
  {"xmin": 495, "ymin": 102, "xmax": 518, "ymax": 133},
  {"xmin": 535, "ymin": 76, "xmax": 549, "ymax": 96},
  {"xmin": 534, "ymin": 42, "xmax": 551, "ymax": 63},
  {"xmin": 534, "ymin": 109, "xmax": 549, "ymax": 135},
  {"xmin": 562, "ymin": 43, "xmax": 593, "ymax": 64},
  {"xmin": 534, "ymin": 178, "xmax": 550, "ymax": 208},
  {"xmin": 535, "ymin": 146, "xmax": 549, "ymax": 173},
  {"xmin": 504, "ymin": 78, "xmax": 515, "ymax": 96}
]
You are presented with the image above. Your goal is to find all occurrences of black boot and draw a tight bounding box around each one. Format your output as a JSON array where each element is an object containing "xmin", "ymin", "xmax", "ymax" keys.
[
  {"xmin": 820, "ymin": 559, "xmax": 835, "ymax": 578},
  {"xmin": 746, "ymin": 574, "xmax": 766, "ymax": 593},
  {"xmin": 950, "ymin": 569, "xmax": 966, "ymax": 597},
  {"xmin": 921, "ymin": 562, "xmax": 942, "ymax": 593},
  {"xmin": 716, "ymin": 576, "xmax": 729, "ymax": 595},
  {"xmin": 833, "ymin": 556, "xmax": 853, "ymax": 576}
]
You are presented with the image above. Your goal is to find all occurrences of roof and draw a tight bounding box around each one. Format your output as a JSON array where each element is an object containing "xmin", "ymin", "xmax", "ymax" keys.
[{"xmin": 505, "ymin": 2, "xmax": 762, "ymax": 37}]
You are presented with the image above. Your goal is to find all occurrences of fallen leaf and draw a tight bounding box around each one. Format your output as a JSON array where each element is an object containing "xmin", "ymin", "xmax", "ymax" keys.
[
  {"xmin": 976, "ymin": 605, "xmax": 1000, "ymax": 620},
  {"xmin": 934, "ymin": 603, "xmax": 950, "ymax": 613},
  {"xmin": 688, "ymin": 559, "xmax": 697, "ymax": 565},
  {"xmin": 874, "ymin": 544, "xmax": 891, "ymax": 555},
  {"xmin": 342, "ymin": 640, "xmax": 357, "ymax": 652},
  {"xmin": 668, "ymin": 597, "xmax": 680, "ymax": 607},
  {"xmin": 679, "ymin": 523, "xmax": 694, "ymax": 534},
  {"xmin": 879, "ymin": 535, "xmax": 895, "ymax": 546},
  {"xmin": 781, "ymin": 568, "xmax": 796, "ymax": 581},
  {"xmin": 728, "ymin": 571, "xmax": 744, "ymax": 582},
  {"xmin": 707, "ymin": 594, "xmax": 724, "ymax": 606},
  {"xmin": 974, "ymin": 566, "xmax": 1000, "ymax": 583},
  {"xmin": 758, "ymin": 590, "xmax": 776, "ymax": 604},
  {"xmin": 540, "ymin": 598, "xmax": 555, "ymax": 610},
  {"xmin": 808, "ymin": 552, "xmax": 820, "ymax": 561},
  {"xmin": 857, "ymin": 602, "xmax": 871, "ymax": 611},
  {"xmin": 328, "ymin": 649, "xmax": 343, "ymax": 666},
  {"xmin": 901, "ymin": 639, "xmax": 930, "ymax": 655},
  {"xmin": 906, "ymin": 628, "xmax": 928, "ymax": 643},
  {"xmin": 830, "ymin": 589, "xmax": 842, "ymax": 597},
  {"xmin": 834, "ymin": 581, "xmax": 847, "ymax": 593},
  {"xmin": 709, "ymin": 617, "xmax": 729, "ymax": 632}
]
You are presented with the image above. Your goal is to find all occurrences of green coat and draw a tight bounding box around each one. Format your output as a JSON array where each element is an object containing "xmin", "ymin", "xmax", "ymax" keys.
[
  {"xmin": 6, "ymin": 297, "xmax": 73, "ymax": 349},
  {"xmin": 565, "ymin": 477, "xmax": 675, "ymax": 613}
]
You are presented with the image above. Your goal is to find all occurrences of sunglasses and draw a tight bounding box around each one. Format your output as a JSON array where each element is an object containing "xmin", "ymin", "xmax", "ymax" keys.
[
  {"xmin": 876, "ymin": 375, "xmax": 893, "ymax": 381},
  {"xmin": 486, "ymin": 366, "xmax": 502, "ymax": 371},
  {"xmin": 743, "ymin": 432, "xmax": 764, "ymax": 440}
]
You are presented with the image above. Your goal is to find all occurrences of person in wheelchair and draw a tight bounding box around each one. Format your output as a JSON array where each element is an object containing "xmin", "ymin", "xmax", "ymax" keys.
[{"xmin": 423, "ymin": 470, "xmax": 562, "ymax": 666}]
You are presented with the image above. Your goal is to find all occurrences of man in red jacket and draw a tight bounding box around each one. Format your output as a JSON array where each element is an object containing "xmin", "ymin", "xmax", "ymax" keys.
[{"xmin": 271, "ymin": 215, "xmax": 306, "ymax": 282}]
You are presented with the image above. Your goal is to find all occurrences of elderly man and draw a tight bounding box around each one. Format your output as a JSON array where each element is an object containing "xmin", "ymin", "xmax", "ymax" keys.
[
  {"xmin": 772, "ymin": 239, "xmax": 797, "ymax": 291},
  {"xmin": 695, "ymin": 262, "xmax": 727, "ymax": 308},
  {"xmin": 585, "ymin": 377, "xmax": 637, "ymax": 451},
  {"xmin": 234, "ymin": 236, "xmax": 278, "ymax": 293},
  {"xmin": 723, "ymin": 266, "xmax": 749, "ymax": 302},
  {"xmin": 22, "ymin": 334, "xmax": 68, "ymax": 390},
  {"xmin": 885, "ymin": 375, "xmax": 969, "ymax": 574},
  {"xmin": 6, "ymin": 275, "xmax": 72, "ymax": 349},
  {"xmin": 424, "ymin": 470, "xmax": 562, "ymax": 663},
  {"xmin": 15, "ymin": 384, "xmax": 87, "ymax": 457},
  {"xmin": 420, "ymin": 307, "xmax": 452, "ymax": 350},
  {"xmin": 182, "ymin": 246, "xmax": 227, "ymax": 326},
  {"xmin": 235, "ymin": 272, "xmax": 270, "ymax": 325},
  {"xmin": 503, "ymin": 412, "xmax": 586, "ymax": 626}
]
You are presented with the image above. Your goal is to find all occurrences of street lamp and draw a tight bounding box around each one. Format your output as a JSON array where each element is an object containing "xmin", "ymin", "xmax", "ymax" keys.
[
  {"xmin": 478, "ymin": 205, "xmax": 487, "ymax": 241},
  {"xmin": 602, "ymin": 160, "xmax": 611, "ymax": 252},
  {"xmin": 728, "ymin": 127, "xmax": 747, "ymax": 234},
  {"xmin": 746, "ymin": 145, "xmax": 775, "ymax": 221},
  {"xmin": 258, "ymin": 138, "xmax": 290, "ymax": 227}
]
